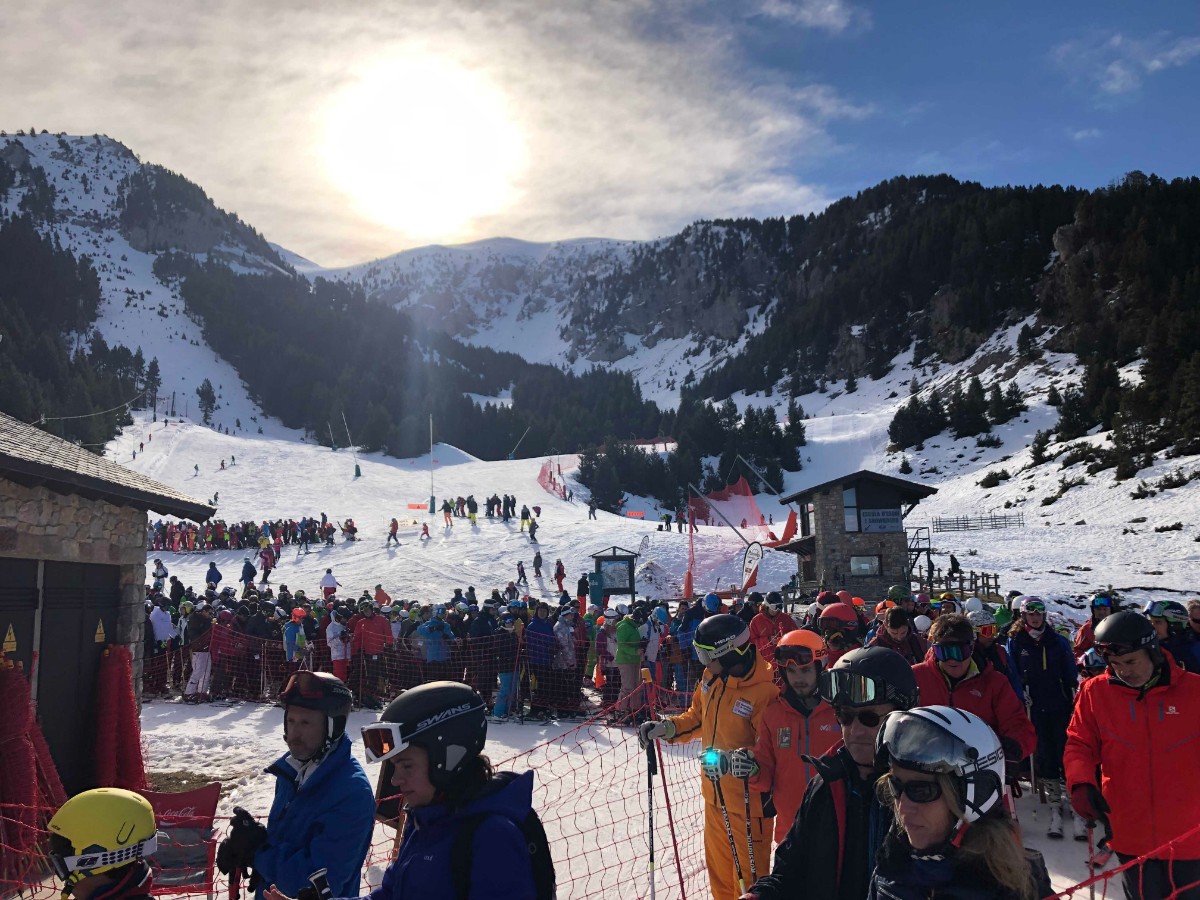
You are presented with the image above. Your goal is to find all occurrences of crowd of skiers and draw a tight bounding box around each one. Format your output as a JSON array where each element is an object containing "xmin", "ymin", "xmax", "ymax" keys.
[{"xmin": 147, "ymin": 513, "xmax": 360, "ymax": 554}]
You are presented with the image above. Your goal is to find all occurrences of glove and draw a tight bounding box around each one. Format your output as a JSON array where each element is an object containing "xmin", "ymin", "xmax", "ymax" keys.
[
  {"xmin": 216, "ymin": 807, "xmax": 269, "ymax": 875},
  {"xmin": 638, "ymin": 719, "xmax": 673, "ymax": 750},
  {"xmin": 700, "ymin": 748, "xmax": 730, "ymax": 780},
  {"xmin": 728, "ymin": 748, "xmax": 759, "ymax": 780},
  {"xmin": 1000, "ymin": 736, "xmax": 1023, "ymax": 763},
  {"xmin": 1070, "ymin": 784, "xmax": 1109, "ymax": 824}
]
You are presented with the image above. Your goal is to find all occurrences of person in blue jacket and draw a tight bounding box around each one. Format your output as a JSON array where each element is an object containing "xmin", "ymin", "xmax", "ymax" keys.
[
  {"xmin": 417, "ymin": 605, "xmax": 456, "ymax": 682},
  {"xmin": 267, "ymin": 681, "xmax": 540, "ymax": 900},
  {"xmin": 1006, "ymin": 596, "xmax": 1078, "ymax": 839},
  {"xmin": 524, "ymin": 604, "xmax": 556, "ymax": 720},
  {"xmin": 207, "ymin": 561, "xmax": 223, "ymax": 588},
  {"xmin": 217, "ymin": 672, "xmax": 375, "ymax": 900}
]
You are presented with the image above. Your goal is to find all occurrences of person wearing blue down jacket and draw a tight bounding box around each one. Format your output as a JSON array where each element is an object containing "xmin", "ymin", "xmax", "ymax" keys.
[
  {"xmin": 266, "ymin": 681, "xmax": 545, "ymax": 900},
  {"xmin": 217, "ymin": 672, "xmax": 375, "ymax": 900}
]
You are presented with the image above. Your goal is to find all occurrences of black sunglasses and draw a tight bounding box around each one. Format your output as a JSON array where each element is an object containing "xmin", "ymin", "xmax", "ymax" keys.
[
  {"xmin": 835, "ymin": 707, "xmax": 884, "ymax": 727},
  {"xmin": 887, "ymin": 775, "xmax": 943, "ymax": 804}
]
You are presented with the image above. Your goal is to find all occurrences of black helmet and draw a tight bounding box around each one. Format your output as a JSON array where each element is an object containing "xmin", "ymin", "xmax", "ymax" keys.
[
  {"xmin": 694, "ymin": 614, "xmax": 753, "ymax": 670},
  {"xmin": 819, "ymin": 646, "xmax": 918, "ymax": 710},
  {"xmin": 764, "ymin": 591, "xmax": 783, "ymax": 610},
  {"xmin": 365, "ymin": 681, "xmax": 487, "ymax": 788},
  {"xmin": 279, "ymin": 672, "xmax": 353, "ymax": 744},
  {"xmin": 748, "ymin": 591, "xmax": 765, "ymax": 605},
  {"xmin": 1094, "ymin": 610, "xmax": 1159, "ymax": 655}
]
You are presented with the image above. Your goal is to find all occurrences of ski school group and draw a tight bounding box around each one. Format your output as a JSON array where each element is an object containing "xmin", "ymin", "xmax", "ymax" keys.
[{"xmin": 56, "ymin": 581, "xmax": 1200, "ymax": 900}]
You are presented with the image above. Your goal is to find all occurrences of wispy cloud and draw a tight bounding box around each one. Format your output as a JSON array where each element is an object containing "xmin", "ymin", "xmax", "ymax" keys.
[
  {"xmin": 1069, "ymin": 127, "xmax": 1102, "ymax": 142},
  {"xmin": 755, "ymin": 0, "xmax": 871, "ymax": 34},
  {"xmin": 0, "ymin": 0, "xmax": 869, "ymax": 266},
  {"xmin": 1054, "ymin": 30, "xmax": 1200, "ymax": 97}
]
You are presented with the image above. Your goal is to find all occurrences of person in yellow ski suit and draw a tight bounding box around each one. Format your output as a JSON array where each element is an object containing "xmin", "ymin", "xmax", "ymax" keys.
[{"xmin": 640, "ymin": 613, "xmax": 777, "ymax": 900}]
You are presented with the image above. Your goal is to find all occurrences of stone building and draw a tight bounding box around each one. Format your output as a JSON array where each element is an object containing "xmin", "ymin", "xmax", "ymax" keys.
[
  {"xmin": 0, "ymin": 411, "xmax": 211, "ymax": 790},
  {"xmin": 779, "ymin": 470, "xmax": 936, "ymax": 600}
]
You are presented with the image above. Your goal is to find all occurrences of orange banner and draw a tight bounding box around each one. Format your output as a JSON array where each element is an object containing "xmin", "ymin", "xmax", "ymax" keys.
[
  {"xmin": 407, "ymin": 503, "xmax": 427, "ymax": 510},
  {"xmin": 625, "ymin": 511, "xmax": 645, "ymax": 518}
]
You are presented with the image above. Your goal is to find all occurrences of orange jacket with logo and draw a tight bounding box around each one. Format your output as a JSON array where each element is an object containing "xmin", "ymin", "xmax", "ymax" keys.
[
  {"xmin": 1065, "ymin": 661, "xmax": 1200, "ymax": 858},
  {"xmin": 666, "ymin": 654, "xmax": 778, "ymax": 816},
  {"xmin": 750, "ymin": 689, "xmax": 841, "ymax": 843}
]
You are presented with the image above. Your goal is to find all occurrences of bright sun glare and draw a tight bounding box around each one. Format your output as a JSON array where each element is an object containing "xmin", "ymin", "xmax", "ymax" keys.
[{"xmin": 322, "ymin": 55, "xmax": 527, "ymax": 243}]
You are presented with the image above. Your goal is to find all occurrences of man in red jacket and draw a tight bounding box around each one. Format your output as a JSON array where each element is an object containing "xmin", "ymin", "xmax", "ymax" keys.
[
  {"xmin": 1065, "ymin": 611, "xmax": 1200, "ymax": 900},
  {"xmin": 749, "ymin": 591, "xmax": 797, "ymax": 667},
  {"xmin": 912, "ymin": 613, "xmax": 1036, "ymax": 766},
  {"xmin": 352, "ymin": 603, "xmax": 392, "ymax": 709},
  {"xmin": 746, "ymin": 629, "xmax": 840, "ymax": 844}
]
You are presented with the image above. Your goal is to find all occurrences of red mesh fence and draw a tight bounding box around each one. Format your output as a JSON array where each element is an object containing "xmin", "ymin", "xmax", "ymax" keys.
[{"xmin": 538, "ymin": 459, "xmax": 568, "ymax": 500}]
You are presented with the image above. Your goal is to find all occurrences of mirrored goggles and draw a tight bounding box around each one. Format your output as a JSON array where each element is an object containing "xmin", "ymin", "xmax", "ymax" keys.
[
  {"xmin": 974, "ymin": 624, "xmax": 998, "ymax": 639},
  {"xmin": 775, "ymin": 645, "xmax": 819, "ymax": 669},
  {"xmin": 1023, "ymin": 601, "xmax": 1046, "ymax": 613},
  {"xmin": 361, "ymin": 721, "xmax": 408, "ymax": 764},
  {"xmin": 1091, "ymin": 596, "xmax": 1113, "ymax": 608},
  {"xmin": 693, "ymin": 638, "xmax": 748, "ymax": 667},
  {"xmin": 932, "ymin": 641, "xmax": 972, "ymax": 662},
  {"xmin": 819, "ymin": 669, "xmax": 885, "ymax": 707}
]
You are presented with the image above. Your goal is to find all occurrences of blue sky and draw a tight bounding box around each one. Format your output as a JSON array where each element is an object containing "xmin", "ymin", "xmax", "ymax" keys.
[
  {"xmin": 1, "ymin": 0, "xmax": 1196, "ymax": 264},
  {"xmin": 739, "ymin": 2, "xmax": 1200, "ymax": 197}
]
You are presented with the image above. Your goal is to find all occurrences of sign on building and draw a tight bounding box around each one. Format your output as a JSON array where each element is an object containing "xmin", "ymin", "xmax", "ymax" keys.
[{"xmin": 859, "ymin": 508, "xmax": 903, "ymax": 533}]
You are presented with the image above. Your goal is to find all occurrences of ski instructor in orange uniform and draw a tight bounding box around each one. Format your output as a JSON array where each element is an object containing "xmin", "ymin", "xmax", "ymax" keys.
[{"xmin": 639, "ymin": 614, "xmax": 778, "ymax": 900}]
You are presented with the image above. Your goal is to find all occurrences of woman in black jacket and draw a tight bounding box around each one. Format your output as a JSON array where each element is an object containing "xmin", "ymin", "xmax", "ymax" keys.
[{"xmin": 870, "ymin": 706, "xmax": 1050, "ymax": 900}]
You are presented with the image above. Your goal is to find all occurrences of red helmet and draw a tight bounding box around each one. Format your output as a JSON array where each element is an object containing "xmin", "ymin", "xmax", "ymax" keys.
[
  {"xmin": 835, "ymin": 590, "xmax": 853, "ymax": 606},
  {"xmin": 818, "ymin": 603, "xmax": 861, "ymax": 640}
]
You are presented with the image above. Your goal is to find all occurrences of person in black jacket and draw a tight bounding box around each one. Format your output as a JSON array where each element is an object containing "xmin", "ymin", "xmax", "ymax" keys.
[{"xmin": 746, "ymin": 647, "xmax": 919, "ymax": 900}]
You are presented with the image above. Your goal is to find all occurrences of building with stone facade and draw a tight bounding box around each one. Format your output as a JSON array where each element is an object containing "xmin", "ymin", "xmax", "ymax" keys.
[
  {"xmin": 0, "ymin": 411, "xmax": 211, "ymax": 791},
  {"xmin": 779, "ymin": 470, "xmax": 936, "ymax": 600}
]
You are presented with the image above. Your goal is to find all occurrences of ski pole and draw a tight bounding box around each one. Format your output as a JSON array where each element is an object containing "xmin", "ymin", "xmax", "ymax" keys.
[
  {"xmin": 742, "ymin": 775, "xmax": 758, "ymax": 885},
  {"xmin": 1086, "ymin": 824, "xmax": 1095, "ymax": 900},
  {"xmin": 646, "ymin": 738, "xmax": 657, "ymax": 900},
  {"xmin": 708, "ymin": 770, "xmax": 746, "ymax": 896}
]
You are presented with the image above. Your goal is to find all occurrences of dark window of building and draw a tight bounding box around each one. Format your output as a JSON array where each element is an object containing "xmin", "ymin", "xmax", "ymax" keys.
[{"xmin": 843, "ymin": 487, "xmax": 858, "ymax": 532}]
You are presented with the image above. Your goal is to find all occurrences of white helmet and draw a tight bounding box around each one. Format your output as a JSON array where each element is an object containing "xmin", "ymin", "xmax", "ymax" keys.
[
  {"xmin": 603, "ymin": 608, "xmax": 620, "ymax": 621},
  {"xmin": 876, "ymin": 705, "xmax": 1006, "ymax": 823},
  {"xmin": 963, "ymin": 597, "xmax": 984, "ymax": 614},
  {"xmin": 913, "ymin": 614, "xmax": 932, "ymax": 634},
  {"xmin": 968, "ymin": 608, "xmax": 996, "ymax": 628},
  {"xmin": 615, "ymin": 602, "xmax": 631, "ymax": 616}
]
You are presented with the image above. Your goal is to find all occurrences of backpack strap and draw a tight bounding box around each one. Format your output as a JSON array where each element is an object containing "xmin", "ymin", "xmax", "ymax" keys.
[{"xmin": 450, "ymin": 812, "xmax": 488, "ymax": 900}]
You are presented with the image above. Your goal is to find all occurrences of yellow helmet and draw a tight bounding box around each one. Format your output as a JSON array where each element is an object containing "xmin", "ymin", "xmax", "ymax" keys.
[{"xmin": 47, "ymin": 788, "xmax": 157, "ymax": 890}]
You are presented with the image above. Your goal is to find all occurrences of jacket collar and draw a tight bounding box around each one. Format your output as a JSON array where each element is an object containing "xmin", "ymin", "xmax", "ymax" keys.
[{"xmin": 265, "ymin": 733, "xmax": 351, "ymax": 789}]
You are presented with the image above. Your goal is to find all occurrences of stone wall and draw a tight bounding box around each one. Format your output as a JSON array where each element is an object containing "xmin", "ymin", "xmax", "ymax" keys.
[
  {"xmin": 0, "ymin": 478, "xmax": 148, "ymax": 681},
  {"xmin": 811, "ymin": 487, "xmax": 909, "ymax": 599}
]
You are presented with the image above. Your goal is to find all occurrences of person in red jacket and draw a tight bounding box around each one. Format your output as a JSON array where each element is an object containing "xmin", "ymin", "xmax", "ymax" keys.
[
  {"xmin": 1072, "ymin": 593, "xmax": 1115, "ymax": 655},
  {"xmin": 749, "ymin": 591, "xmax": 798, "ymax": 668},
  {"xmin": 746, "ymin": 629, "xmax": 840, "ymax": 844},
  {"xmin": 912, "ymin": 614, "xmax": 1036, "ymax": 768},
  {"xmin": 867, "ymin": 607, "xmax": 928, "ymax": 664},
  {"xmin": 1065, "ymin": 611, "xmax": 1200, "ymax": 900},
  {"xmin": 352, "ymin": 603, "xmax": 392, "ymax": 709}
]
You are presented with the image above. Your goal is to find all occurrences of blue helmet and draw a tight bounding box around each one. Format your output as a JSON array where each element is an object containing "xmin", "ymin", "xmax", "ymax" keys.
[
  {"xmin": 654, "ymin": 606, "xmax": 669, "ymax": 624},
  {"xmin": 704, "ymin": 592, "xmax": 722, "ymax": 613}
]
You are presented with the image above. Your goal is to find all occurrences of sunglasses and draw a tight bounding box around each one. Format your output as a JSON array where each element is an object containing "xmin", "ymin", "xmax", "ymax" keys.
[
  {"xmin": 835, "ymin": 707, "xmax": 885, "ymax": 727},
  {"xmin": 974, "ymin": 624, "xmax": 998, "ymax": 639},
  {"xmin": 887, "ymin": 775, "xmax": 943, "ymax": 804},
  {"xmin": 932, "ymin": 641, "xmax": 972, "ymax": 662},
  {"xmin": 776, "ymin": 645, "xmax": 819, "ymax": 669}
]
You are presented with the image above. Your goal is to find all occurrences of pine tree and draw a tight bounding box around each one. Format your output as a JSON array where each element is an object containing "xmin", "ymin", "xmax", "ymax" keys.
[
  {"xmin": 1003, "ymin": 382, "xmax": 1026, "ymax": 417},
  {"xmin": 986, "ymin": 384, "xmax": 1008, "ymax": 424},
  {"xmin": 1172, "ymin": 352, "xmax": 1200, "ymax": 456},
  {"xmin": 1046, "ymin": 383, "xmax": 1062, "ymax": 406},
  {"xmin": 1029, "ymin": 429, "xmax": 1051, "ymax": 466},
  {"xmin": 196, "ymin": 378, "xmax": 216, "ymax": 425},
  {"xmin": 845, "ymin": 371, "xmax": 858, "ymax": 393}
]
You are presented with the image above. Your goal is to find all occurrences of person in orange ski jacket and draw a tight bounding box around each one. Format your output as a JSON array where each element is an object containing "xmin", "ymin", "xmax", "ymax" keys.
[
  {"xmin": 638, "ymin": 614, "xmax": 778, "ymax": 900},
  {"xmin": 747, "ymin": 629, "xmax": 840, "ymax": 844}
]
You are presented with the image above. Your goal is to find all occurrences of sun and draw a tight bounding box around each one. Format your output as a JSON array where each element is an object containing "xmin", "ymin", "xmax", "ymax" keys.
[{"xmin": 321, "ymin": 55, "xmax": 527, "ymax": 242}]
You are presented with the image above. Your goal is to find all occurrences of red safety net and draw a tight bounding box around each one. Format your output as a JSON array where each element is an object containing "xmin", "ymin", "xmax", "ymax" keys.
[
  {"xmin": 687, "ymin": 478, "xmax": 773, "ymax": 540},
  {"xmin": 538, "ymin": 459, "xmax": 568, "ymax": 499}
]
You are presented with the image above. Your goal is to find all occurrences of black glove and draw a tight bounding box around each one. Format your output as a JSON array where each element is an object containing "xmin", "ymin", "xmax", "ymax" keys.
[
  {"xmin": 216, "ymin": 807, "xmax": 269, "ymax": 875},
  {"xmin": 1000, "ymin": 736, "xmax": 1022, "ymax": 762}
]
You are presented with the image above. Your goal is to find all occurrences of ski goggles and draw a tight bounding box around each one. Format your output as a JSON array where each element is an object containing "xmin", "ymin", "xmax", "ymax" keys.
[
  {"xmin": 48, "ymin": 833, "xmax": 159, "ymax": 881},
  {"xmin": 819, "ymin": 669, "xmax": 887, "ymax": 707},
  {"xmin": 693, "ymin": 637, "xmax": 749, "ymax": 667},
  {"xmin": 974, "ymin": 624, "xmax": 998, "ymax": 639},
  {"xmin": 1095, "ymin": 639, "xmax": 1153, "ymax": 660},
  {"xmin": 775, "ymin": 645, "xmax": 821, "ymax": 669},
  {"xmin": 280, "ymin": 671, "xmax": 329, "ymax": 704},
  {"xmin": 1022, "ymin": 600, "xmax": 1046, "ymax": 614},
  {"xmin": 886, "ymin": 775, "xmax": 943, "ymax": 804},
  {"xmin": 932, "ymin": 641, "xmax": 972, "ymax": 662},
  {"xmin": 1091, "ymin": 596, "xmax": 1113, "ymax": 608},
  {"xmin": 361, "ymin": 722, "xmax": 409, "ymax": 764},
  {"xmin": 1144, "ymin": 601, "xmax": 1176, "ymax": 619}
]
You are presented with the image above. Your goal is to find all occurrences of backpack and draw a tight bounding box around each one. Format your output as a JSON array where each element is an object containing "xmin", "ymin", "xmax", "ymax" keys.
[{"xmin": 450, "ymin": 772, "xmax": 556, "ymax": 900}]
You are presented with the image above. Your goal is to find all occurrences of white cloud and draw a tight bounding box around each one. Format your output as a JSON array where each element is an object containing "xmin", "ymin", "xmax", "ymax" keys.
[
  {"xmin": 1069, "ymin": 127, "xmax": 1102, "ymax": 142},
  {"xmin": 756, "ymin": 0, "xmax": 870, "ymax": 33},
  {"xmin": 1054, "ymin": 30, "xmax": 1200, "ymax": 97}
]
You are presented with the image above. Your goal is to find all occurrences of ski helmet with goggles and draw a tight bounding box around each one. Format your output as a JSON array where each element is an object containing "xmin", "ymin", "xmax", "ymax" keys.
[
  {"xmin": 279, "ymin": 671, "xmax": 353, "ymax": 745},
  {"xmin": 693, "ymin": 614, "xmax": 753, "ymax": 669},
  {"xmin": 967, "ymin": 608, "xmax": 997, "ymax": 638},
  {"xmin": 765, "ymin": 591, "xmax": 784, "ymax": 612},
  {"xmin": 362, "ymin": 681, "xmax": 487, "ymax": 788},
  {"xmin": 876, "ymin": 705, "xmax": 1006, "ymax": 824},
  {"xmin": 1093, "ymin": 610, "xmax": 1159, "ymax": 659},
  {"xmin": 703, "ymin": 593, "xmax": 722, "ymax": 613},
  {"xmin": 1145, "ymin": 600, "xmax": 1188, "ymax": 630},
  {"xmin": 48, "ymin": 788, "xmax": 158, "ymax": 891},
  {"xmin": 775, "ymin": 628, "xmax": 827, "ymax": 670},
  {"xmin": 876, "ymin": 600, "xmax": 897, "ymax": 616},
  {"xmin": 1078, "ymin": 648, "xmax": 1106, "ymax": 676},
  {"xmin": 886, "ymin": 584, "xmax": 910, "ymax": 603},
  {"xmin": 819, "ymin": 646, "xmax": 918, "ymax": 710},
  {"xmin": 817, "ymin": 603, "xmax": 860, "ymax": 642}
]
